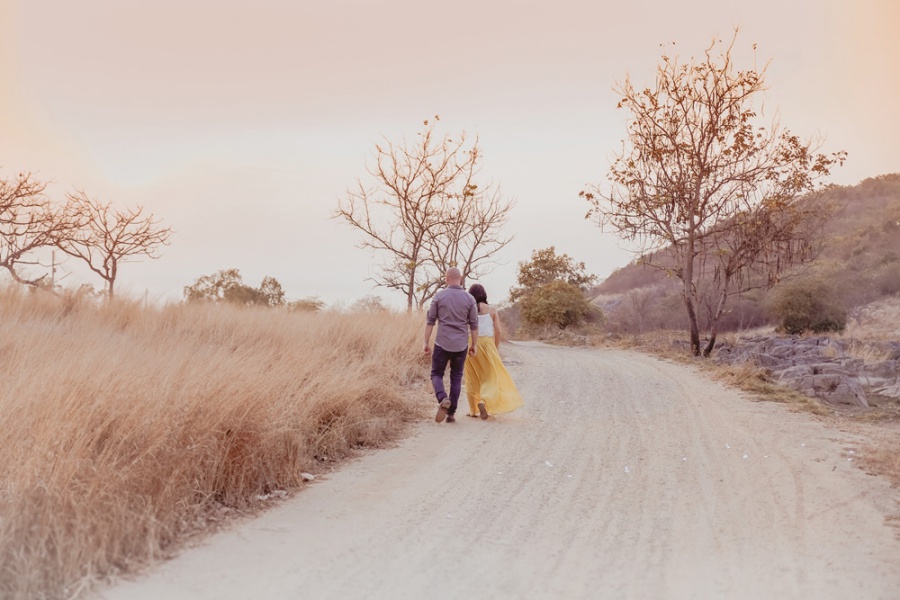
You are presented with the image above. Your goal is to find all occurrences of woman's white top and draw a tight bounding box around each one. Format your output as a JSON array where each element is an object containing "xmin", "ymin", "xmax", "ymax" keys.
[{"xmin": 477, "ymin": 312, "xmax": 494, "ymax": 337}]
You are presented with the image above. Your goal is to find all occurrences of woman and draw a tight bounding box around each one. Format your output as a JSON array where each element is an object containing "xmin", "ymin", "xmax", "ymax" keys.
[{"xmin": 464, "ymin": 284, "xmax": 524, "ymax": 419}]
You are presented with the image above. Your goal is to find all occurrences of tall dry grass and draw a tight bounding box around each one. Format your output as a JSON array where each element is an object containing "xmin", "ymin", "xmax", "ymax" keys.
[
  {"xmin": 846, "ymin": 296, "xmax": 900, "ymax": 340},
  {"xmin": 0, "ymin": 287, "xmax": 426, "ymax": 599},
  {"xmin": 858, "ymin": 425, "xmax": 900, "ymax": 488}
]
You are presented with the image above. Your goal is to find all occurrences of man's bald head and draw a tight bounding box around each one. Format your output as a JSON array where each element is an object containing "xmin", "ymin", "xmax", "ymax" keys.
[{"xmin": 446, "ymin": 267, "xmax": 462, "ymax": 285}]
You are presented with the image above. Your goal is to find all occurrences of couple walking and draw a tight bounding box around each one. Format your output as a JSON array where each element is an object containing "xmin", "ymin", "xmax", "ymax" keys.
[{"xmin": 423, "ymin": 267, "xmax": 523, "ymax": 423}]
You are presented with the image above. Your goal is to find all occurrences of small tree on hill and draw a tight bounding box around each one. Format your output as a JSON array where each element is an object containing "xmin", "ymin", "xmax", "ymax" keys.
[{"xmin": 582, "ymin": 33, "xmax": 845, "ymax": 356}]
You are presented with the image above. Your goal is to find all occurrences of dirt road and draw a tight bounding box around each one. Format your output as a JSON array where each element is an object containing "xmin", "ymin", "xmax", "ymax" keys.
[{"xmin": 99, "ymin": 342, "xmax": 900, "ymax": 599}]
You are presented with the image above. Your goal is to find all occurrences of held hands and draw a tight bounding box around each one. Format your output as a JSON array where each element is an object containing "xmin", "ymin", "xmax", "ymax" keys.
[
  {"xmin": 423, "ymin": 344, "xmax": 431, "ymax": 355},
  {"xmin": 468, "ymin": 346, "xmax": 477, "ymax": 357}
]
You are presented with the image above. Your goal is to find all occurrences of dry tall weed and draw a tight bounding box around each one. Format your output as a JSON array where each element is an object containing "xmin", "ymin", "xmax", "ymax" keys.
[
  {"xmin": 840, "ymin": 338, "xmax": 893, "ymax": 363},
  {"xmin": 837, "ymin": 419, "xmax": 900, "ymax": 490},
  {"xmin": 711, "ymin": 363, "xmax": 832, "ymax": 416},
  {"xmin": 0, "ymin": 287, "xmax": 426, "ymax": 599},
  {"xmin": 846, "ymin": 296, "xmax": 900, "ymax": 340}
]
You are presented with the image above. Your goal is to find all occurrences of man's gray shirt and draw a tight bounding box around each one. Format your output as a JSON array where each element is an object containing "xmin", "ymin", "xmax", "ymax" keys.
[{"xmin": 426, "ymin": 285, "xmax": 478, "ymax": 352}]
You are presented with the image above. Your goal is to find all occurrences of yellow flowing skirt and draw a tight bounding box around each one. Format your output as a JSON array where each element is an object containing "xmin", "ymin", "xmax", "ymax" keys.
[{"xmin": 464, "ymin": 337, "xmax": 524, "ymax": 416}]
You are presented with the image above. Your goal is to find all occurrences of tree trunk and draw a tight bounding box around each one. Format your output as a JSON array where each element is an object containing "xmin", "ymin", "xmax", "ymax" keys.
[
  {"xmin": 405, "ymin": 267, "xmax": 416, "ymax": 313},
  {"xmin": 683, "ymin": 291, "xmax": 701, "ymax": 356},
  {"xmin": 703, "ymin": 326, "xmax": 717, "ymax": 358},
  {"xmin": 681, "ymin": 239, "xmax": 701, "ymax": 356},
  {"xmin": 108, "ymin": 260, "xmax": 118, "ymax": 299},
  {"xmin": 702, "ymin": 289, "xmax": 729, "ymax": 357}
]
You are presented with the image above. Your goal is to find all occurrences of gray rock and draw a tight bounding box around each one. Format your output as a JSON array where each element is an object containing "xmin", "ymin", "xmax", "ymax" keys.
[
  {"xmin": 806, "ymin": 374, "xmax": 868, "ymax": 408},
  {"xmin": 880, "ymin": 342, "xmax": 900, "ymax": 361},
  {"xmin": 704, "ymin": 333, "xmax": 897, "ymax": 409},
  {"xmin": 769, "ymin": 345, "xmax": 799, "ymax": 359},
  {"xmin": 754, "ymin": 353, "xmax": 786, "ymax": 369},
  {"xmin": 776, "ymin": 364, "xmax": 813, "ymax": 381},
  {"xmin": 857, "ymin": 374, "xmax": 897, "ymax": 389},
  {"xmin": 790, "ymin": 354, "xmax": 835, "ymax": 367},
  {"xmin": 862, "ymin": 360, "xmax": 898, "ymax": 378},
  {"xmin": 873, "ymin": 382, "xmax": 900, "ymax": 399},
  {"xmin": 810, "ymin": 363, "xmax": 853, "ymax": 376}
]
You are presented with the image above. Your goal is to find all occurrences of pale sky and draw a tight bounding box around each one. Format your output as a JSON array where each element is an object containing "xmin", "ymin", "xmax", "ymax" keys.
[{"xmin": 1, "ymin": 0, "xmax": 898, "ymax": 307}]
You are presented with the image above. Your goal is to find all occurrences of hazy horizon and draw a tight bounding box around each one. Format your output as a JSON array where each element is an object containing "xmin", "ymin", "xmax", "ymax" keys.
[{"xmin": 1, "ymin": 0, "xmax": 898, "ymax": 307}]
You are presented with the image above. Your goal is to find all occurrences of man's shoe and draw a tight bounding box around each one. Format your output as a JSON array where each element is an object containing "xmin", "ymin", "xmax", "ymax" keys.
[
  {"xmin": 446, "ymin": 414, "xmax": 456, "ymax": 423},
  {"xmin": 435, "ymin": 399, "xmax": 451, "ymax": 423},
  {"xmin": 478, "ymin": 402, "xmax": 489, "ymax": 420}
]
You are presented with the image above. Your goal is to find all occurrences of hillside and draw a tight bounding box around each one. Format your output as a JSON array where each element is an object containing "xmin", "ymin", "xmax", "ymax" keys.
[{"xmin": 593, "ymin": 173, "xmax": 900, "ymax": 333}]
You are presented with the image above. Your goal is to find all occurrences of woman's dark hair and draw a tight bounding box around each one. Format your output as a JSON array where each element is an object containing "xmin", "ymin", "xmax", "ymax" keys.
[{"xmin": 468, "ymin": 283, "xmax": 488, "ymax": 305}]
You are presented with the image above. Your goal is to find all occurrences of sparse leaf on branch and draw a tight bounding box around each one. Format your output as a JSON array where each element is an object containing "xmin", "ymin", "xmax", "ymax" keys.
[{"xmin": 582, "ymin": 30, "xmax": 845, "ymax": 356}]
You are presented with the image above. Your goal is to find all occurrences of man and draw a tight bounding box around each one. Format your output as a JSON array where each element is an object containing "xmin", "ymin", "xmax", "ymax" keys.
[{"xmin": 423, "ymin": 267, "xmax": 478, "ymax": 423}]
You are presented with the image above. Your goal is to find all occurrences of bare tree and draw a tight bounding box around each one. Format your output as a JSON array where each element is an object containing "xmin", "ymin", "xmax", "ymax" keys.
[
  {"xmin": 582, "ymin": 33, "xmax": 845, "ymax": 356},
  {"xmin": 426, "ymin": 181, "xmax": 514, "ymax": 303},
  {"xmin": 0, "ymin": 171, "xmax": 77, "ymax": 287},
  {"xmin": 58, "ymin": 191, "xmax": 172, "ymax": 298},
  {"xmin": 335, "ymin": 117, "xmax": 514, "ymax": 311}
]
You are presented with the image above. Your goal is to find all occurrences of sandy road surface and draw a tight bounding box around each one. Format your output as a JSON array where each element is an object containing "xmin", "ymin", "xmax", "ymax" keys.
[{"xmin": 99, "ymin": 342, "xmax": 900, "ymax": 599}]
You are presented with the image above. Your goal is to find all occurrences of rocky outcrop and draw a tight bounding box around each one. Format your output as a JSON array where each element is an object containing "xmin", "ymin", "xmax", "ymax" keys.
[{"xmin": 714, "ymin": 336, "xmax": 900, "ymax": 409}]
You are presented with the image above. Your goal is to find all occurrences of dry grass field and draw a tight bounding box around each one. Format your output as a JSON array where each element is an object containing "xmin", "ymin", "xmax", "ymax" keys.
[
  {"xmin": 0, "ymin": 287, "xmax": 426, "ymax": 600},
  {"xmin": 4, "ymin": 284, "xmax": 896, "ymax": 599}
]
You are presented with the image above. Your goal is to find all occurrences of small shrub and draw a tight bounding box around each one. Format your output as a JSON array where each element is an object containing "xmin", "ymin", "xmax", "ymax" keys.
[
  {"xmin": 519, "ymin": 281, "xmax": 596, "ymax": 329},
  {"xmin": 287, "ymin": 296, "xmax": 326, "ymax": 312},
  {"xmin": 767, "ymin": 277, "xmax": 847, "ymax": 334}
]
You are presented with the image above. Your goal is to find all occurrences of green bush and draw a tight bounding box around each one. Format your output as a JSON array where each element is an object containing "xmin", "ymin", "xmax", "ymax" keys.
[
  {"xmin": 767, "ymin": 277, "xmax": 847, "ymax": 334},
  {"xmin": 519, "ymin": 281, "xmax": 597, "ymax": 329}
]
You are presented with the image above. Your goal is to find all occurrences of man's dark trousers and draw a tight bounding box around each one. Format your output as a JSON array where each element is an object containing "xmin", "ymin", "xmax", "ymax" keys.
[{"xmin": 430, "ymin": 344, "xmax": 467, "ymax": 415}]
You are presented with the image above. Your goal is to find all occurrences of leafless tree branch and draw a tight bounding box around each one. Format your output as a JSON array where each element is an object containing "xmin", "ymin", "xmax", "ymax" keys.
[
  {"xmin": 335, "ymin": 117, "xmax": 514, "ymax": 310},
  {"xmin": 582, "ymin": 31, "xmax": 846, "ymax": 355},
  {"xmin": 57, "ymin": 190, "xmax": 173, "ymax": 298}
]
